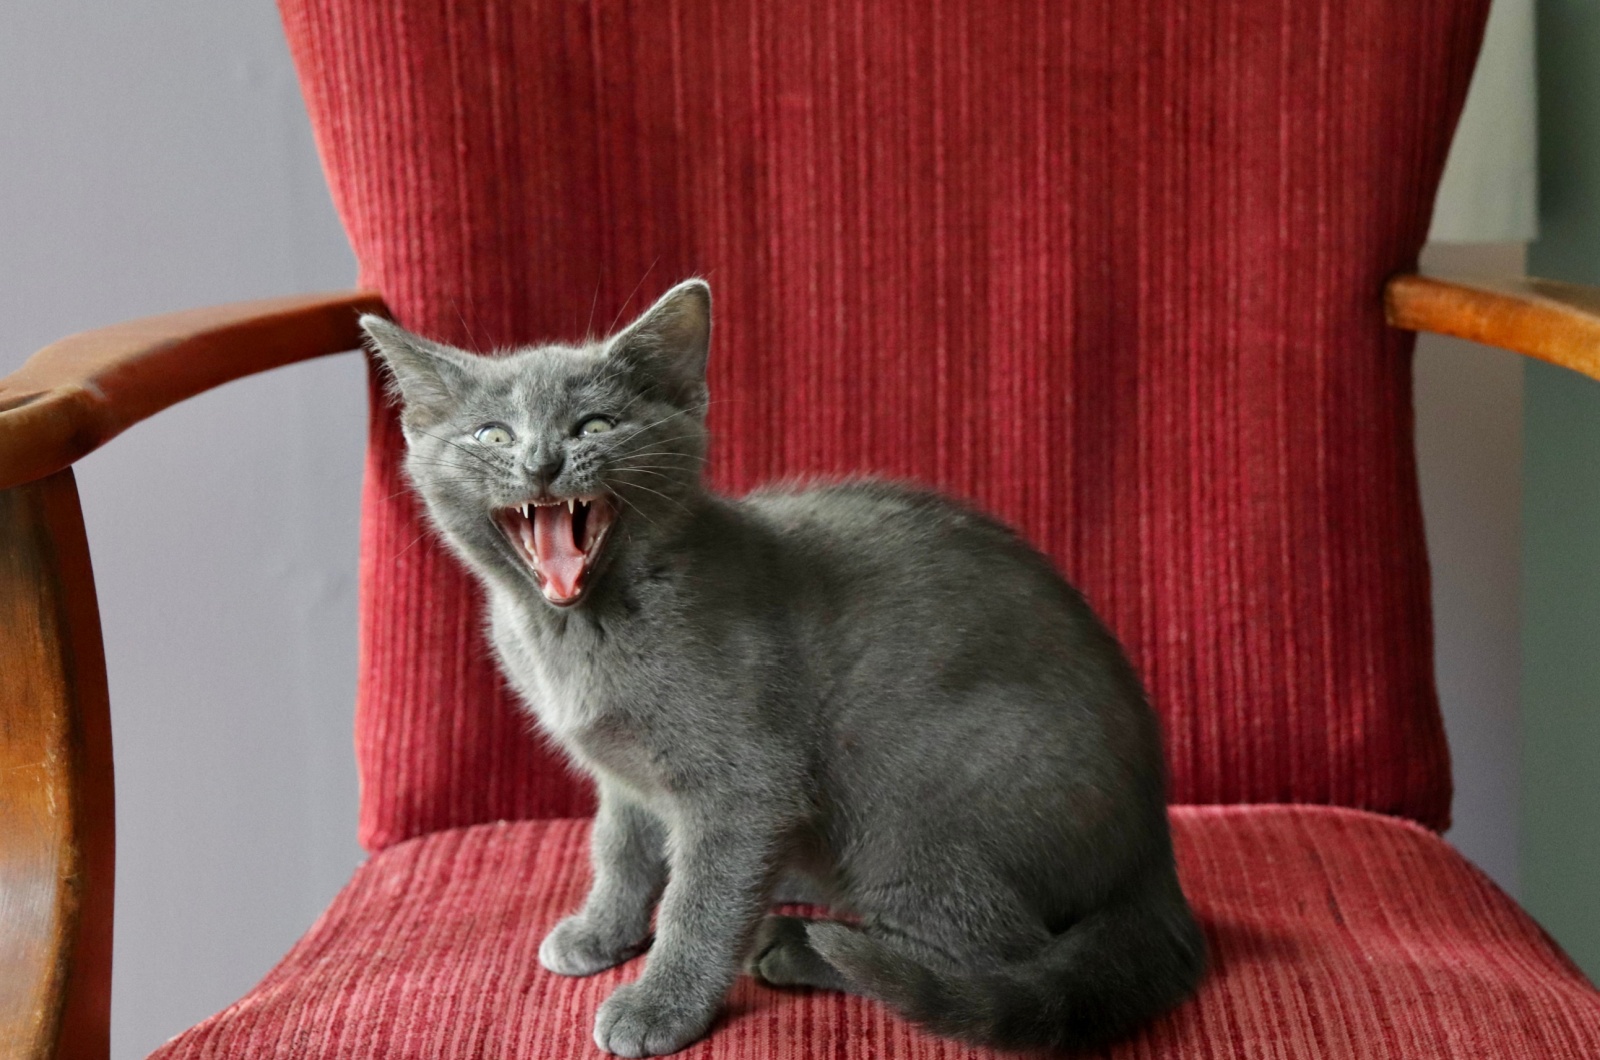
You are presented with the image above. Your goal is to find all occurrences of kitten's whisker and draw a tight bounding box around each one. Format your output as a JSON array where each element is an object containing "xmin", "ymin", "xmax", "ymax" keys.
[
  {"xmin": 407, "ymin": 428, "xmax": 505, "ymax": 471},
  {"xmin": 583, "ymin": 273, "xmax": 603, "ymax": 341},
  {"xmin": 614, "ymin": 495, "xmax": 667, "ymax": 535},
  {"xmin": 392, "ymin": 529, "xmax": 433, "ymax": 562},
  {"xmin": 617, "ymin": 479, "xmax": 692, "ymax": 514},
  {"xmin": 402, "ymin": 454, "xmax": 500, "ymax": 472},
  {"xmin": 625, "ymin": 431, "xmax": 710, "ymax": 450},
  {"xmin": 613, "ymin": 459, "xmax": 703, "ymax": 476},
  {"xmin": 408, "ymin": 431, "xmax": 499, "ymax": 463},
  {"xmin": 613, "ymin": 429, "xmax": 705, "ymax": 453},
  {"xmin": 403, "ymin": 460, "xmax": 494, "ymax": 477},
  {"xmin": 617, "ymin": 441, "xmax": 707, "ymax": 454},
  {"xmin": 613, "ymin": 388, "xmax": 650, "ymax": 418},
  {"xmin": 611, "ymin": 468, "xmax": 681, "ymax": 484},
  {"xmin": 453, "ymin": 304, "xmax": 483, "ymax": 353},
  {"xmin": 617, "ymin": 451, "xmax": 707, "ymax": 467},
  {"xmin": 625, "ymin": 427, "xmax": 710, "ymax": 445},
  {"xmin": 608, "ymin": 257, "xmax": 660, "ymax": 335},
  {"xmin": 620, "ymin": 400, "xmax": 714, "ymax": 437},
  {"xmin": 620, "ymin": 447, "xmax": 708, "ymax": 464}
]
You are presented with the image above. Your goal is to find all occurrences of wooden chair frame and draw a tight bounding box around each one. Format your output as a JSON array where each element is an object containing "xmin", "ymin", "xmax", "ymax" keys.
[{"xmin": 1, "ymin": 276, "xmax": 1595, "ymax": 1059}]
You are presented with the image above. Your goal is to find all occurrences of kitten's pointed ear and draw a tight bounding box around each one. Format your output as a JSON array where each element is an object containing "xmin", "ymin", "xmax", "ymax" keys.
[
  {"xmin": 606, "ymin": 279, "xmax": 711, "ymax": 407},
  {"xmin": 360, "ymin": 315, "xmax": 472, "ymax": 426}
]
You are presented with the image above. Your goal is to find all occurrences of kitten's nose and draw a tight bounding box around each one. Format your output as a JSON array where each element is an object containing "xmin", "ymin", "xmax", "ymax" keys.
[{"xmin": 528, "ymin": 451, "xmax": 565, "ymax": 491}]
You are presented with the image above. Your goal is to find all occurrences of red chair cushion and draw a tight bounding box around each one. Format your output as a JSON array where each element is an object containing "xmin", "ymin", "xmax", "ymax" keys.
[
  {"xmin": 151, "ymin": 806, "xmax": 1600, "ymax": 1059},
  {"xmin": 278, "ymin": 0, "xmax": 1489, "ymax": 850}
]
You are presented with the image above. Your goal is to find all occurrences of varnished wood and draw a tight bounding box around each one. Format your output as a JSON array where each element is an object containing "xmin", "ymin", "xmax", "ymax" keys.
[
  {"xmin": 0, "ymin": 290, "xmax": 387, "ymax": 491},
  {"xmin": 0, "ymin": 471, "xmax": 113, "ymax": 1060},
  {"xmin": 1386, "ymin": 273, "xmax": 1600, "ymax": 382},
  {"xmin": 0, "ymin": 291, "xmax": 385, "ymax": 1057}
]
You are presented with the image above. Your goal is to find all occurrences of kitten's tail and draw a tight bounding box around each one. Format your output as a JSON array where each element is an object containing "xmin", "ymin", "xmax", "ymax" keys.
[{"xmin": 806, "ymin": 872, "xmax": 1205, "ymax": 1051}]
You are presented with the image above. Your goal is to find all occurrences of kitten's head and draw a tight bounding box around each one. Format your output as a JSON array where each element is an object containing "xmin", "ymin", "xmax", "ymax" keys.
[{"xmin": 361, "ymin": 279, "xmax": 712, "ymax": 608}]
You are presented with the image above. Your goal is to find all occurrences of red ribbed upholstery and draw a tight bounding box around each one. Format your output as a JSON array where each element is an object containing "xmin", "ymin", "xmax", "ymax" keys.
[
  {"xmin": 152, "ymin": 807, "xmax": 1600, "ymax": 1058},
  {"xmin": 278, "ymin": 0, "xmax": 1485, "ymax": 850},
  {"xmin": 161, "ymin": 7, "xmax": 1600, "ymax": 1056}
]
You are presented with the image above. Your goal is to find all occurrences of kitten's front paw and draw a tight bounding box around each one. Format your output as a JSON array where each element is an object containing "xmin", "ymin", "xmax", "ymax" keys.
[
  {"xmin": 539, "ymin": 916, "xmax": 646, "ymax": 977},
  {"xmin": 593, "ymin": 981, "xmax": 716, "ymax": 1058}
]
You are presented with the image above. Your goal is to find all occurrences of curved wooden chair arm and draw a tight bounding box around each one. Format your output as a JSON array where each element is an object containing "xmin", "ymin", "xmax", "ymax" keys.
[
  {"xmin": 0, "ymin": 290, "xmax": 389, "ymax": 492},
  {"xmin": 0, "ymin": 291, "xmax": 385, "ymax": 1060},
  {"xmin": 2, "ymin": 471, "xmax": 112, "ymax": 1060},
  {"xmin": 1386, "ymin": 273, "xmax": 1600, "ymax": 383}
]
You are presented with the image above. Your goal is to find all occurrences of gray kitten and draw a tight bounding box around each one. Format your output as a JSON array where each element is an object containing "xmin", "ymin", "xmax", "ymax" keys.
[{"xmin": 363, "ymin": 281, "xmax": 1204, "ymax": 1058}]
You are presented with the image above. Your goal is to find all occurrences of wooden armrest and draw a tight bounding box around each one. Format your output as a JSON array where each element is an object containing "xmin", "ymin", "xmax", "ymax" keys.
[
  {"xmin": 0, "ymin": 290, "xmax": 387, "ymax": 491},
  {"xmin": 1385, "ymin": 273, "xmax": 1600, "ymax": 383},
  {"xmin": 0, "ymin": 290, "xmax": 383, "ymax": 1058},
  {"xmin": 2, "ymin": 472, "xmax": 113, "ymax": 1060}
]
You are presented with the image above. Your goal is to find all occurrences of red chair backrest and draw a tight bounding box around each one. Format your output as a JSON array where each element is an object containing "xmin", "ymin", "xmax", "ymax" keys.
[{"xmin": 280, "ymin": 0, "xmax": 1487, "ymax": 851}]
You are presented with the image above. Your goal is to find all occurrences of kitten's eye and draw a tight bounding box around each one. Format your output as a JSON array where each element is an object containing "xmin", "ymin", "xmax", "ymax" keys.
[
  {"xmin": 578, "ymin": 416, "xmax": 615, "ymax": 436},
  {"xmin": 474, "ymin": 423, "xmax": 514, "ymax": 445}
]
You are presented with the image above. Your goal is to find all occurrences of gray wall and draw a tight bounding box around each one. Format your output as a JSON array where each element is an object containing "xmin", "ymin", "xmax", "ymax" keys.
[
  {"xmin": 1, "ymin": 5, "xmax": 366, "ymax": 1057},
  {"xmin": 0, "ymin": 4, "xmax": 1536, "ymax": 1057},
  {"xmin": 1416, "ymin": 243, "xmax": 1528, "ymax": 899},
  {"xmin": 1523, "ymin": 0, "xmax": 1600, "ymax": 980}
]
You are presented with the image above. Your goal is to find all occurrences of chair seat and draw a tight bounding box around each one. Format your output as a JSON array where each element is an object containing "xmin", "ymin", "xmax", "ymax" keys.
[{"xmin": 152, "ymin": 806, "xmax": 1600, "ymax": 1059}]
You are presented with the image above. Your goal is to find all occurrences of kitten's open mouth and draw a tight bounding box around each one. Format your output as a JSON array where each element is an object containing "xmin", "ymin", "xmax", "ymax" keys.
[{"xmin": 497, "ymin": 496, "xmax": 616, "ymax": 607}]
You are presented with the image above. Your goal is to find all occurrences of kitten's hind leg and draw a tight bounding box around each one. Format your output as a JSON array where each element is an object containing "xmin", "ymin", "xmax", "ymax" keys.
[{"xmin": 747, "ymin": 916, "xmax": 855, "ymax": 992}]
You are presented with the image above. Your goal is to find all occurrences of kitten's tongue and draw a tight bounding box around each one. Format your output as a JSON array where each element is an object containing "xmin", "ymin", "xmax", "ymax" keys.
[{"xmin": 533, "ymin": 505, "xmax": 584, "ymax": 602}]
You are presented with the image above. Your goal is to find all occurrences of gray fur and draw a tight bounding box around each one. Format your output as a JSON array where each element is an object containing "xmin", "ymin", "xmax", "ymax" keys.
[{"xmin": 363, "ymin": 280, "xmax": 1205, "ymax": 1057}]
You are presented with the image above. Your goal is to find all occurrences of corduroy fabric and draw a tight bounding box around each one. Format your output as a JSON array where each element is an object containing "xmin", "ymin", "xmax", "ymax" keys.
[
  {"xmin": 152, "ymin": 806, "xmax": 1600, "ymax": 1059},
  {"xmin": 277, "ymin": 0, "xmax": 1488, "ymax": 848}
]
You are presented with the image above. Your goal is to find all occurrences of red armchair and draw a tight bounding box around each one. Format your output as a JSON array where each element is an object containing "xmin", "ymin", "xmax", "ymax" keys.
[{"xmin": 5, "ymin": 0, "xmax": 1600, "ymax": 1056}]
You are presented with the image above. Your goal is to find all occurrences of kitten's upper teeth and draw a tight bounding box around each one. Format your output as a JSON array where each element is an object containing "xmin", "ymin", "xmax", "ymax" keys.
[{"xmin": 516, "ymin": 498, "xmax": 587, "ymax": 518}]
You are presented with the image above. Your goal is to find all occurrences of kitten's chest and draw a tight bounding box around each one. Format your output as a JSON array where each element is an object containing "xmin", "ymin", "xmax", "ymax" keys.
[{"xmin": 489, "ymin": 603, "xmax": 668, "ymax": 789}]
